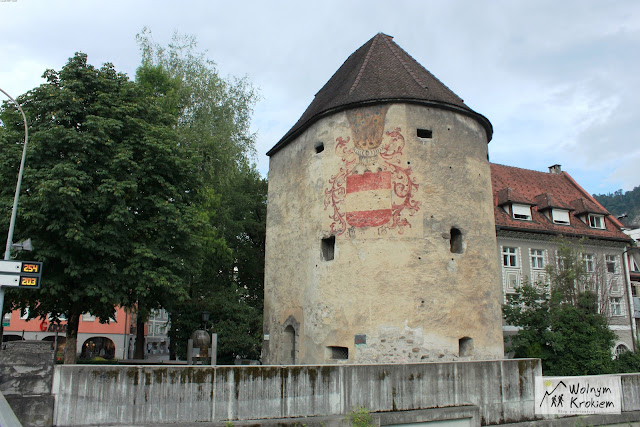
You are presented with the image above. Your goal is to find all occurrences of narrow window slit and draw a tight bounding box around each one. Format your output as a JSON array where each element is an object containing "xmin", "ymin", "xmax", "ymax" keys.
[
  {"xmin": 459, "ymin": 337, "xmax": 473, "ymax": 357},
  {"xmin": 321, "ymin": 236, "xmax": 335, "ymax": 261},
  {"xmin": 417, "ymin": 128, "xmax": 433, "ymax": 139},
  {"xmin": 450, "ymin": 228, "xmax": 463, "ymax": 254}
]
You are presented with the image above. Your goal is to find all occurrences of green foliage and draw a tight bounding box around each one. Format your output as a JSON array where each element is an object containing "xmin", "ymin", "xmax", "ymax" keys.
[
  {"xmin": 136, "ymin": 29, "xmax": 265, "ymax": 363},
  {"xmin": 136, "ymin": 27, "xmax": 258, "ymax": 183},
  {"xmin": 1, "ymin": 31, "xmax": 265, "ymax": 364},
  {"xmin": 346, "ymin": 407, "xmax": 375, "ymax": 427},
  {"xmin": 0, "ymin": 52, "xmax": 201, "ymax": 363},
  {"xmin": 504, "ymin": 283, "xmax": 617, "ymax": 375},
  {"xmin": 546, "ymin": 241, "xmax": 590, "ymax": 307},
  {"xmin": 502, "ymin": 280, "xmax": 553, "ymax": 360},
  {"xmin": 503, "ymin": 239, "xmax": 618, "ymax": 375},
  {"xmin": 546, "ymin": 292, "xmax": 616, "ymax": 375},
  {"xmin": 594, "ymin": 186, "xmax": 640, "ymax": 227},
  {"xmin": 611, "ymin": 350, "xmax": 640, "ymax": 373}
]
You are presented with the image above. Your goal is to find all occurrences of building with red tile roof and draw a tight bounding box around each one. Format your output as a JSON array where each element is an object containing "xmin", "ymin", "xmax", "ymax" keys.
[
  {"xmin": 491, "ymin": 163, "xmax": 629, "ymax": 242},
  {"xmin": 491, "ymin": 163, "xmax": 637, "ymax": 353}
]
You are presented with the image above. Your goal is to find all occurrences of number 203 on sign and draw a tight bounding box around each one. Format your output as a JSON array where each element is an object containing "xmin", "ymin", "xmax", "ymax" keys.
[{"xmin": 20, "ymin": 276, "xmax": 39, "ymax": 287}]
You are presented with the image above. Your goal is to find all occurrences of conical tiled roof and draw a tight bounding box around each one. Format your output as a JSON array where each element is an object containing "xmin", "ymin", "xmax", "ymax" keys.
[{"xmin": 267, "ymin": 33, "xmax": 493, "ymax": 156}]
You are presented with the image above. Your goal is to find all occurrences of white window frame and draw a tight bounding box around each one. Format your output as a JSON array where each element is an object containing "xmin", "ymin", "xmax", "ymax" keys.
[
  {"xmin": 588, "ymin": 214, "xmax": 605, "ymax": 229},
  {"xmin": 606, "ymin": 255, "xmax": 617, "ymax": 274},
  {"xmin": 610, "ymin": 297, "xmax": 624, "ymax": 316},
  {"xmin": 512, "ymin": 204, "xmax": 532, "ymax": 221},
  {"xmin": 502, "ymin": 246, "xmax": 518, "ymax": 267},
  {"xmin": 556, "ymin": 249, "xmax": 568, "ymax": 270},
  {"xmin": 610, "ymin": 278, "xmax": 623, "ymax": 296},
  {"xmin": 531, "ymin": 249, "xmax": 545, "ymax": 270},
  {"xmin": 630, "ymin": 258, "xmax": 640, "ymax": 273},
  {"xmin": 614, "ymin": 344, "xmax": 629, "ymax": 357},
  {"xmin": 584, "ymin": 253, "xmax": 595, "ymax": 273},
  {"xmin": 551, "ymin": 208, "xmax": 570, "ymax": 225}
]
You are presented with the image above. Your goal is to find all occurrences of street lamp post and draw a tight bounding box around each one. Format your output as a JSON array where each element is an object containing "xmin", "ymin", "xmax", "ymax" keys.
[{"xmin": 0, "ymin": 87, "xmax": 30, "ymax": 340}]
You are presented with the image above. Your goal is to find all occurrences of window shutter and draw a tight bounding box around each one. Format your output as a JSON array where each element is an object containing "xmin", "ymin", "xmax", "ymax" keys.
[
  {"xmin": 512, "ymin": 204, "xmax": 531, "ymax": 219},
  {"xmin": 552, "ymin": 209, "xmax": 570, "ymax": 224}
]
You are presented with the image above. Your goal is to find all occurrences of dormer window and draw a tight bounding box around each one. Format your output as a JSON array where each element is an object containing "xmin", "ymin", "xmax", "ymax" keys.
[
  {"xmin": 512, "ymin": 204, "xmax": 532, "ymax": 221},
  {"xmin": 588, "ymin": 214, "xmax": 605, "ymax": 229},
  {"xmin": 551, "ymin": 208, "xmax": 570, "ymax": 225}
]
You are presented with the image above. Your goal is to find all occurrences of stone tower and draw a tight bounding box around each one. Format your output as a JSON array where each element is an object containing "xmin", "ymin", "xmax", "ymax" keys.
[{"xmin": 262, "ymin": 34, "xmax": 504, "ymax": 365}]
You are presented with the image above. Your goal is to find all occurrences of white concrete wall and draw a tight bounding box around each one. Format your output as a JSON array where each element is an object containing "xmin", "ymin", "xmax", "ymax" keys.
[{"xmin": 51, "ymin": 359, "xmax": 544, "ymax": 426}]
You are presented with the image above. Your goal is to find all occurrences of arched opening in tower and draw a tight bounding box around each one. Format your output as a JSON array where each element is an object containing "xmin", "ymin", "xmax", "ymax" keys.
[
  {"xmin": 281, "ymin": 325, "xmax": 296, "ymax": 364},
  {"xmin": 459, "ymin": 337, "xmax": 474, "ymax": 357}
]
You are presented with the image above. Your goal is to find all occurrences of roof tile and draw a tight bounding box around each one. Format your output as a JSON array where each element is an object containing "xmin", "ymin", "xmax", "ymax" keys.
[
  {"xmin": 491, "ymin": 163, "xmax": 630, "ymax": 242},
  {"xmin": 268, "ymin": 33, "xmax": 492, "ymax": 156},
  {"xmin": 497, "ymin": 187, "xmax": 535, "ymax": 206}
]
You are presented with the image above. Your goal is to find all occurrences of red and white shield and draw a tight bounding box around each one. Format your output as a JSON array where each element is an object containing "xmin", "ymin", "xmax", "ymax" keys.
[{"xmin": 345, "ymin": 171, "xmax": 392, "ymax": 228}]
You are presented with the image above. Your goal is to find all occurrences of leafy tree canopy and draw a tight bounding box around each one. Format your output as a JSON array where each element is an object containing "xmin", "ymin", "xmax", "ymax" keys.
[
  {"xmin": 135, "ymin": 29, "xmax": 266, "ymax": 363},
  {"xmin": 0, "ymin": 52, "xmax": 202, "ymax": 363},
  {"xmin": 594, "ymin": 186, "xmax": 640, "ymax": 228}
]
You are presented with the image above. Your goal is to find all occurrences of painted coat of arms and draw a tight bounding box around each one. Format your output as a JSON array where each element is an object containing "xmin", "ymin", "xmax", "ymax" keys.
[{"xmin": 324, "ymin": 105, "xmax": 421, "ymax": 236}]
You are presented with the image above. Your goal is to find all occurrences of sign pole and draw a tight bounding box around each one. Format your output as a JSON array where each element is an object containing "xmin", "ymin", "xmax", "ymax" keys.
[{"xmin": 0, "ymin": 87, "xmax": 30, "ymax": 344}]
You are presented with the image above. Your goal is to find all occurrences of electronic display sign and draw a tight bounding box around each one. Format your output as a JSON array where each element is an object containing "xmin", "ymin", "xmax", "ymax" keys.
[{"xmin": 0, "ymin": 260, "xmax": 43, "ymax": 289}]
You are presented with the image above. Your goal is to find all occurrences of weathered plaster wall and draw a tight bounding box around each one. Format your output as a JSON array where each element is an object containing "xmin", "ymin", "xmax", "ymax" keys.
[
  {"xmin": 264, "ymin": 103, "xmax": 503, "ymax": 364},
  {"xmin": 0, "ymin": 340, "xmax": 55, "ymax": 426},
  {"xmin": 52, "ymin": 359, "xmax": 542, "ymax": 426}
]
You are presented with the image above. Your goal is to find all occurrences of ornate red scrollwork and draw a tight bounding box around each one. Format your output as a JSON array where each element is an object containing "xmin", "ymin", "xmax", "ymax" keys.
[{"xmin": 324, "ymin": 126, "xmax": 420, "ymax": 236}]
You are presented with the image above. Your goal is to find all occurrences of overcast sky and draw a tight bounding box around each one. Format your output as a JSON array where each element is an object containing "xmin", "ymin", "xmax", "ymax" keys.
[{"xmin": 1, "ymin": 0, "xmax": 638, "ymax": 195}]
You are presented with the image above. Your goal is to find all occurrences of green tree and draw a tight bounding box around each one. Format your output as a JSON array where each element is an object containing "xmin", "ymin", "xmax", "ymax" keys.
[
  {"xmin": 136, "ymin": 29, "xmax": 265, "ymax": 362},
  {"xmin": 595, "ymin": 186, "xmax": 640, "ymax": 228},
  {"xmin": 503, "ymin": 240, "xmax": 618, "ymax": 375},
  {"xmin": 611, "ymin": 349, "xmax": 640, "ymax": 373},
  {"xmin": 0, "ymin": 53, "xmax": 201, "ymax": 363}
]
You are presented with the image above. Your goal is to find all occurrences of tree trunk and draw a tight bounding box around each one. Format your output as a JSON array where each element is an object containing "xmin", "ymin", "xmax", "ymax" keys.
[
  {"xmin": 134, "ymin": 315, "xmax": 145, "ymax": 359},
  {"xmin": 64, "ymin": 312, "xmax": 80, "ymax": 364}
]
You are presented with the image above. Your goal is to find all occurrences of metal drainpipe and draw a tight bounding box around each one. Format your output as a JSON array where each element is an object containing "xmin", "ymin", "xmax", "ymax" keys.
[
  {"xmin": 122, "ymin": 308, "xmax": 129, "ymax": 360},
  {"xmin": 622, "ymin": 250, "xmax": 637, "ymax": 351}
]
